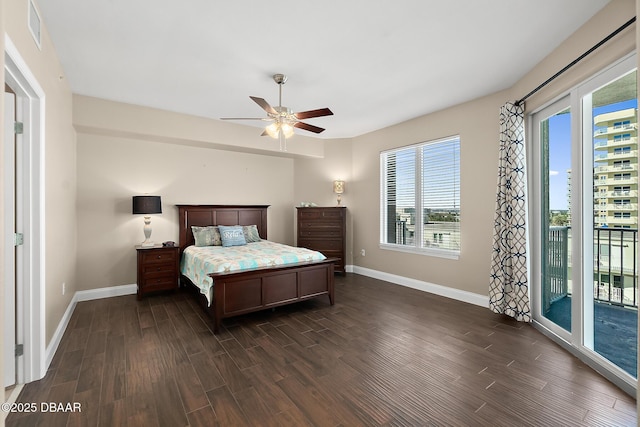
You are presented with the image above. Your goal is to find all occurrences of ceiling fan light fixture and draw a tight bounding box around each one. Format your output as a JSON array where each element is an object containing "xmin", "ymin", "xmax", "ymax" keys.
[
  {"xmin": 265, "ymin": 122, "xmax": 279, "ymax": 139},
  {"xmin": 265, "ymin": 121, "xmax": 294, "ymax": 139},
  {"xmin": 281, "ymin": 123, "xmax": 294, "ymax": 138}
]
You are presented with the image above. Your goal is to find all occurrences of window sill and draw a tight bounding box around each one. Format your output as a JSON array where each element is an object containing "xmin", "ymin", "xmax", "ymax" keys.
[{"xmin": 379, "ymin": 243, "xmax": 460, "ymax": 260}]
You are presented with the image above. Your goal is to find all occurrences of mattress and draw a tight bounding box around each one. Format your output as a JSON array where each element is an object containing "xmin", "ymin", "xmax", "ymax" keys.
[{"xmin": 180, "ymin": 240, "xmax": 327, "ymax": 305}]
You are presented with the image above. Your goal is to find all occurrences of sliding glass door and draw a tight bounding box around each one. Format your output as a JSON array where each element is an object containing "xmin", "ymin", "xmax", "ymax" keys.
[{"xmin": 531, "ymin": 54, "xmax": 638, "ymax": 392}]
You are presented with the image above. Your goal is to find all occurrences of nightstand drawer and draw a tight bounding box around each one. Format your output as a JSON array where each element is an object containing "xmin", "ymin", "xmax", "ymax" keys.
[
  {"xmin": 141, "ymin": 262, "xmax": 175, "ymax": 276},
  {"xmin": 141, "ymin": 277, "xmax": 177, "ymax": 292},
  {"xmin": 141, "ymin": 250, "xmax": 177, "ymax": 264},
  {"xmin": 142, "ymin": 269, "xmax": 175, "ymax": 281}
]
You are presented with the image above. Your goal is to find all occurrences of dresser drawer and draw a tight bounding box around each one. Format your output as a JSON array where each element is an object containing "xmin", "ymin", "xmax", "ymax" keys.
[
  {"xmin": 321, "ymin": 250, "xmax": 343, "ymax": 262},
  {"xmin": 299, "ymin": 229, "xmax": 343, "ymax": 238},
  {"xmin": 298, "ymin": 239, "xmax": 343, "ymax": 251},
  {"xmin": 298, "ymin": 209, "xmax": 344, "ymax": 220},
  {"xmin": 299, "ymin": 220, "xmax": 342, "ymax": 230}
]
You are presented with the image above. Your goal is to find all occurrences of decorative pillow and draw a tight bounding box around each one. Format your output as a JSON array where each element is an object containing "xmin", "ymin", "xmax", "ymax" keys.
[
  {"xmin": 218, "ymin": 225, "xmax": 247, "ymax": 247},
  {"xmin": 191, "ymin": 226, "xmax": 222, "ymax": 247},
  {"xmin": 243, "ymin": 225, "xmax": 262, "ymax": 243}
]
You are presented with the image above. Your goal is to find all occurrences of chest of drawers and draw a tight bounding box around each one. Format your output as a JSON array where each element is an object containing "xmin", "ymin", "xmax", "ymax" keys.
[{"xmin": 297, "ymin": 206, "xmax": 346, "ymax": 274}]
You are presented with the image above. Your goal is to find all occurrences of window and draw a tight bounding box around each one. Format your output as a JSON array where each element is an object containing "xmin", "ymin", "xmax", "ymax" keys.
[
  {"xmin": 613, "ymin": 173, "xmax": 631, "ymax": 180},
  {"xmin": 613, "ymin": 133, "xmax": 631, "ymax": 142},
  {"xmin": 614, "ymin": 146, "xmax": 631, "ymax": 154},
  {"xmin": 380, "ymin": 135, "xmax": 460, "ymax": 258},
  {"xmin": 613, "ymin": 160, "xmax": 631, "ymax": 168},
  {"xmin": 614, "ymin": 212, "xmax": 631, "ymax": 218},
  {"xmin": 614, "ymin": 186, "xmax": 631, "ymax": 195}
]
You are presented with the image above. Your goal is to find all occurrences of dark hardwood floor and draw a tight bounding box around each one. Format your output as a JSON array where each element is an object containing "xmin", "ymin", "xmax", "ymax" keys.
[{"xmin": 6, "ymin": 273, "xmax": 637, "ymax": 426}]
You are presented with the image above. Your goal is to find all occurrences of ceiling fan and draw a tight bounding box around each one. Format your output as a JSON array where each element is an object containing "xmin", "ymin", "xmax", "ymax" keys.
[{"xmin": 221, "ymin": 74, "xmax": 333, "ymax": 150}]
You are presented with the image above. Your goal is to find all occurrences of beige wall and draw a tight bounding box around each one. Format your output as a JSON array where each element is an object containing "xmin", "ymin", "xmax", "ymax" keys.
[
  {"xmin": 350, "ymin": 90, "xmax": 507, "ymax": 296},
  {"xmin": 74, "ymin": 96, "xmax": 303, "ymax": 290},
  {"xmin": 4, "ymin": 0, "xmax": 76, "ymax": 350}
]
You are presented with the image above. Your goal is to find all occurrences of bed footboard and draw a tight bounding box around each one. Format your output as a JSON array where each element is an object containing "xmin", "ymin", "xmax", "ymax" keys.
[{"xmin": 209, "ymin": 259, "xmax": 335, "ymax": 333}]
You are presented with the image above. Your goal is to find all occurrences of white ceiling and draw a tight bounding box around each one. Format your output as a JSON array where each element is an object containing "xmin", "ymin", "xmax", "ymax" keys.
[{"xmin": 37, "ymin": 0, "xmax": 610, "ymax": 139}]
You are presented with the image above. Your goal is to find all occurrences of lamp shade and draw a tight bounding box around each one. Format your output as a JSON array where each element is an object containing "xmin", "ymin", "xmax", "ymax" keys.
[
  {"xmin": 333, "ymin": 180, "xmax": 345, "ymax": 194},
  {"xmin": 132, "ymin": 196, "xmax": 162, "ymax": 215}
]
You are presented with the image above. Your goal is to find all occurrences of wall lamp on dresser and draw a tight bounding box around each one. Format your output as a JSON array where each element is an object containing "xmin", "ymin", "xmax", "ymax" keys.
[{"xmin": 333, "ymin": 180, "xmax": 345, "ymax": 206}]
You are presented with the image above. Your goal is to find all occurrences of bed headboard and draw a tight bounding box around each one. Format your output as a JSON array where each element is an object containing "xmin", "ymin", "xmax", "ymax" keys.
[{"xmin": 177, "ymin": 205, "xmax": 269, "ymax": 254}]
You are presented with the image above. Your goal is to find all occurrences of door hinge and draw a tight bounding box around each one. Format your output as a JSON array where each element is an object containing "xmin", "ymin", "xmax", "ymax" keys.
[
  {"xmin": 14, "ymin": 121, "xmax": 23, "ymax": 134},
  {"xmin": 15, "ymin": 344, "xmax": 24, "ymax": 357},
  {"xmin": 15, "ymin": 232, "xmax": 24, "ymax": 246}
]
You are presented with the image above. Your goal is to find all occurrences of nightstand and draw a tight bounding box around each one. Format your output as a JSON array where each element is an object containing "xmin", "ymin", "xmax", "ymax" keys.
[{"xmin": 136, "ymin": 245, "xmax": 180, "ymax": 299}]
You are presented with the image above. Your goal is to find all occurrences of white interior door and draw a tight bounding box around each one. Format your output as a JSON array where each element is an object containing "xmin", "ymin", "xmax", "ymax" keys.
[{"xmin": 4, "ymin": 91, "xmax": 17, "ymax": 388}]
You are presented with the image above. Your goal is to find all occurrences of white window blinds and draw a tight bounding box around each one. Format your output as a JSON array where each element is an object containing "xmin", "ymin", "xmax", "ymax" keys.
[{"xmin": 380, "ymin": 135, "xmax": 460, "ymax": 256}]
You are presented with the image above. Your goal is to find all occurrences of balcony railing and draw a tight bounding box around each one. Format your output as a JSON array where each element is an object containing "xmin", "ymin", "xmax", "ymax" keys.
[
  {"xmin": 607, "ymin": 203, "xmax": 638, "ymax": 211},
  {"xmin": 594, "ymin": 137, "xmax": 637, "ymax": 149},
  {"xmin": 594, "ymin": 150, "xmax": 638, "ymax": 161},
  {"xmin": 608, "ymin": 190, "xmax": 637, "ymax": 197},
  {"xmin": 545, "ymin": 227, "xmax": 638, "ymax": 313},
  {"xmin": 594, "ymin": 227, "xmax": 638, "ymax": 307},
  {"xmin": 594, "ymin": 164, "xmax": 638, "ymax": 173},
  {"xmin": 544, "ymin": 227, "xmax": 570, "ymax": 314}
]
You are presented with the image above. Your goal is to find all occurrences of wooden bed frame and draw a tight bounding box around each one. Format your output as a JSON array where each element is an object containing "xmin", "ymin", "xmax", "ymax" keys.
[{"xmin": 177, "ymin": 205, "xmax": 335, "ymax": 333}]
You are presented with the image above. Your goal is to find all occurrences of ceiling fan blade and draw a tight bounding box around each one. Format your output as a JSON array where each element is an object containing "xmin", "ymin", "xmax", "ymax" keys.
[
  {"xmin": 294, "ymin": 108, "xmax": 333, "ymax": 120},
  {"xmin": 294, "ymin": 121, "xmax": 325, "ymax": 134},
  {"xmin": 250, "ymin": 96, "xmax": 277, "ymax": 115}
]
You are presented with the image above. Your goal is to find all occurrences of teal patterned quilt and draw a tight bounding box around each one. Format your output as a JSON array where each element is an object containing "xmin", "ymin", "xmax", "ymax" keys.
[{"xmin": 180, "ymin": 240, "xmax": 327, "ymax": 305}]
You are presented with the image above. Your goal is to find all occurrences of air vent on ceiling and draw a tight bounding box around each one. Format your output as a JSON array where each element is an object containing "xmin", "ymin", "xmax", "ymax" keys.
[{"xmin": 28, "ymin": 0, "xmax": 41, "ymax": 49}]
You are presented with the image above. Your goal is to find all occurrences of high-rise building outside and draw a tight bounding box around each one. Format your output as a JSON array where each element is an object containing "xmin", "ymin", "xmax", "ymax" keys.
[{"xmin": 593, "ymin": 107, "xmax": 638, "ymax": 229}]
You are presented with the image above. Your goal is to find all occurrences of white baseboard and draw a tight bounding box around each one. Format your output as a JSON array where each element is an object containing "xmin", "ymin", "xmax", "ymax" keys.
[
  {"xmin": 347, "ymin": 265, "xmax": 488, "ymax": 308},
  {"xmin": 75, "ymin": 283, "xmax": 137, "ymax": 302},
  {"xmin": 45, "ymin": 284, "xmax": 137, "ymax": 369}
]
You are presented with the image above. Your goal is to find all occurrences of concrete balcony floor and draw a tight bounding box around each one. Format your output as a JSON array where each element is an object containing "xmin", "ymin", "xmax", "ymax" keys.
[{"xmin": 546, "ymin": 296, "xmax": 638, "ymax": 377}]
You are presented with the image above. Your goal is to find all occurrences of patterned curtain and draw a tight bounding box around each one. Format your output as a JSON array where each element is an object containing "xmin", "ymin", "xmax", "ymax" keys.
[{"xmin": 489, "ymin": 102, "xmax": 530, "ymax": 322}]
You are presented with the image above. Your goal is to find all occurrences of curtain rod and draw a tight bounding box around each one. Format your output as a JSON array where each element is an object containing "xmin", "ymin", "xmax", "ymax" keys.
[{"xmin": 515, "ymin": 16, "xmax": 636, "ymax": 106}]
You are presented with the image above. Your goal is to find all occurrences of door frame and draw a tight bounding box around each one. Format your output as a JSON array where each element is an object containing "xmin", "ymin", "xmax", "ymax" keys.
[
  {"xmin": 4, "ymin": 34, "xmax": 46, "ymax": 383},
  {"xmin": 4, "ymin": 87, "xmax": 17, "ymax": 388}
]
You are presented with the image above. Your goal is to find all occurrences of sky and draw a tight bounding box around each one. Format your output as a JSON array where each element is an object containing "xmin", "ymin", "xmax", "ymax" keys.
[{"xmin": 548, "ymin": 97, "xmax": 637, "ymax": 210}]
